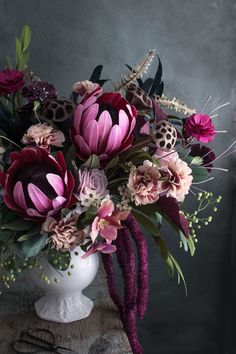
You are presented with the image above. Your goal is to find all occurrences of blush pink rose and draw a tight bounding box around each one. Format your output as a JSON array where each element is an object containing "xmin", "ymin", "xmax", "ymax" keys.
[
  {"xmin": 184, "ymin": 113, "xmax": 216, "ymax": 143},
  {"xmin": 127, "ymin": 160, "xmax": 165, "ymax": 206}
]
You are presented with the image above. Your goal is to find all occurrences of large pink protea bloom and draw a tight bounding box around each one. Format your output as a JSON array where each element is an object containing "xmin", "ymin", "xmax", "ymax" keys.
[
  {"xmin": 0, "ymin": 147, "xmax": 75, "ymax": 220},
  {"xmin": 72, "ymin": 92, "xmax": 137, "ymax": 161}
]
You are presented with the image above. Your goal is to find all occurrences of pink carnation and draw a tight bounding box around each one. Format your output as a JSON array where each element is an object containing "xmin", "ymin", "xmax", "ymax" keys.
[
  {"xmin": 127, "ymin": 160, "xmax": 165, "ymax": 206},
  {"xmin": 43, "ymin": 213, "xmax": 85, "ymax": 251},
  {"xmin": 184, "ymin": 113, "xmax": 216, "ymax": 143},
  {"xmin": 21, "ymin": 123, "xmax": 65, "ymax": 150},
  {"xmin": 160, "ymin": 152, "xmax": 193, "ymax": 202},
  {"xmin": 73, "ymin": 80, "xmax": 102, "ymax": 96}
]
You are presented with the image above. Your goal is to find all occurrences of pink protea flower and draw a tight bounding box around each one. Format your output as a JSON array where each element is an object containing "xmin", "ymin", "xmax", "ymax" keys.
[
  {"xmin": 43, "ymin": 213, "xmax": 85, "ymax": 250},
  {"xmin": 0, "ymin": 147, "xmax": 75, "ymax": 220},
  {"xmin": 90, "ymin": 199, "xmax": 130, "ymax": 243},
  {"xmin": 159, "ymin": 152, "xmax": 193, "ymax": 202},
  {"xmin": 0, "ymin": 69, "xmax": 25, "ymax": 96},
  {"xmin": 184, "ymin": 113, "xmax": 216, "ymax": 143},
  {"xmin": 72, "ymin": 92, "xmax": 137, "ymax": 161},
  {"xmin": 21, "ymin": 123, "xmax": 65, "ymax": 150},
  {"xmin": 127, "ymin": 160, "xmax": 165, "ymax": 206},
  {"xmin": 73, "ymin": 80, "xmax": 102, "ymax": 96},
  {"xmin": 77, "ymin": 168, "xmax": 108, "ymax": 206}
]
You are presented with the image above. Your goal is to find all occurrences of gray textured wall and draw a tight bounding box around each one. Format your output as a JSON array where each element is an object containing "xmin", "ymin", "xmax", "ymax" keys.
[{"xmin": 0, "ymin": 1, "xmax": 236, "ymax": 353}]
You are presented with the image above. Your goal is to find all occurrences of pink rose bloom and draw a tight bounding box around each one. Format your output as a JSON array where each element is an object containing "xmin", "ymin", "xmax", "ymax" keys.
[
  {"xmin": 160, "ymin": 152, "xmax": 193, "ymax": 202},
  {"xmin": 0, "ymin": 69, "xmax": 25, "ymax": 96},
  {"xmin": 21, "ymin": 123, "xmax": 65, "ymax": 150},
  {"xmin": 127, "ymin": 160, "xmax": 165, "ymax": 206},
  {"xmin": 184, "ymin": 113, "xmax": 216, "ymax": 143},
  {"xmin": 90, "ymin": 199, "xmax": 130, "ymax": 243},
  {"xmin": 73, "ymin": 80, "xmax": 103, "ymax": 96},
  {"xmin": 43, "ymin": 213, "xmax": 85, "ymax": 251},
  {"xmin": 77, "ymin": 168, "xmax": 108, "ymax": 206}
]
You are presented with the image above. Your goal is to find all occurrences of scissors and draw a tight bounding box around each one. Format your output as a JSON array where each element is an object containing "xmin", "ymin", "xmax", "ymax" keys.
[{"xmin": 11, "ymin": 328, "xmax": 79, "ymax": 354}]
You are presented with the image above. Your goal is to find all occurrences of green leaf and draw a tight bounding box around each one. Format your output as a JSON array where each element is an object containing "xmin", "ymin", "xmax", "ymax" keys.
[
  {"xmin": 123, "ymin": 149, "xmax": 152, "ymax": 164},
  {"xmin": 169, "ymin": 253, "xmax": 187, "ymax": 296},
  {"xmin": 77, "ymin": 206, "xmax": 98, "ymax": 230},
  {"xmin": 187, "ymin": 235, "xmax": 196, "ymax": 256},
  {"xmin": 19, "ymin": 234, "xmax": 48, "ymax": 258},
  {"xmin": 48, "ymin": 248, "xmax": 71, "ymax": 271},
  {"xmin": 153, "ymin": 235, "xmax": 187, "ymax": 295},
  {"xmin": 191, "ymin": 165, "xmax": 208, "ymax": 183},
  {"xmin": 132, "ymin": 209, "xmax": 160, "ymax": 236},
  {"xmin": 104, "ymin": 156, "xmax": 119, "ymax": 171},
  {"xmin": 6, "ymin": 56, "xmax": 13, "ymax": 69},
  {"xmin": 0, "ymin": 229, "xmax": 14, "ymax": 242},
  {"xmin": 20, "ymin": 50, "xmax": 30, "ymax": 69},
  {"xmin": 15, "ymin": 37, "xmax": 22, "ymax": 69},
  {"xmin": 17, "ymin": 224, "xmax": 42, "ymax": 242},
  {"xmin": 191, "ymin": 156, "xmax": 203, "ymax": 165},
  {"xmin": 20, "ymin": 25, "xmax": 31, "ymax": 52},
  {"xmin": 1, "ymin": 218, "xmax": 34, "ymax": 231},
  {"xmin": 65, "ymin": 145, "xmax": 75, "ymax": 169},
  {"xmin": 83, "ymin": 154, "xmax": 100, "ymax": 169}
]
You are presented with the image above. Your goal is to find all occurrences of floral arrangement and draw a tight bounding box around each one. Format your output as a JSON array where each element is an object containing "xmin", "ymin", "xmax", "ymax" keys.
[{"xmin": 0, "ymin": 26, "xmax": 232, "ymax": 353}]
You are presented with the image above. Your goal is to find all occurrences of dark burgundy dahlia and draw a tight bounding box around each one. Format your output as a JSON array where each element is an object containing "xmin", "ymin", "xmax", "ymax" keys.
[
  {"xmin": 0, "ymin": 147, "xmax": 75, "ymax": 219},
  {"xmin": 190, "ymin": 143, "xmax": 216, "ymax": 172},
  {"xmin": 72, "ymin": 92, "xmax": 137, "ymax": 161},
  {"xmin": 0, "ymin": 69, "xmax": 25, "ymax": 96}
]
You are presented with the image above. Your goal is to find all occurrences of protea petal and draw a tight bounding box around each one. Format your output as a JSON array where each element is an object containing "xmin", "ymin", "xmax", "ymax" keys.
[
  {"xmin": 118, "ymin": 109, "xmax": 130, "ymax": 139},
  {"xmin": 74, "ymin": 135, "xmax": 91, "ymax": 158},
  {"xmin": 83, "ymin": 120, "xmax": 98, "ymax": 153},
  {"xmin": 13, "ymin": 181, "xmax": 27, "ymax": 209},
  {"xmin": 97, "ymin": 110, "xmax": 113, "ymax": 153},
  {"xmin": 26, "ymin": 208, "xmax": 43, "ymax": 218},
  {"xmin": 105, "ymin": 125, "xmax": 122, "ymax": 154},
  {"xmin": 81, "ymin": 103, "xmax": 99, "ymax": 131},
  {"xmin": 82, "ymin": 95, "xmax": 97, "ymax": 110},
  {"xmin": 52, "ymin": 196, "xmax": 67, "ymax": 209},
  {"xmin": 46, "ymin": 174, "xmax": 64, "ymax": 196},
  {"xmin": 74, "ymin": 104, "xmax": 83, "ymax": 134},
  {"xmin": 28, "ymin": 183, "xmax": 52, "ymax": 213}
]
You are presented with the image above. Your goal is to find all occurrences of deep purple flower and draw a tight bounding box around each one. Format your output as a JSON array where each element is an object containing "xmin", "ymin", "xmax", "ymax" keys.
[
  {"xmin": 190, "ymin": 143, "xmax": 216, "ymax": 172},
  {"xmin": 22, "ymin": 81, "xmax": 57, "ymax": 103},
  {"xmin": 184, "ymin": 113, "xmax": 216, "ymax": 143},
  {"xmin": 0, "ymin": 69, "xmax": 25, "ymax": 96},
  {"xmin": 0, "ymin": 147, "xmax": 75, "ymax": 220}
]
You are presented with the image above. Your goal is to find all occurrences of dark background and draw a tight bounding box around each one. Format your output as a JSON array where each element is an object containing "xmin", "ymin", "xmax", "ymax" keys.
[{"xmin": 0, "ymin": 1, "xmax": 236, "ymax": 353}]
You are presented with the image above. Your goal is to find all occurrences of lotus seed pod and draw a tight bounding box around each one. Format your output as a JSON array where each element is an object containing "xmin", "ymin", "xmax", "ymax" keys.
[{"xmin": 155, "ymin": 120, "xmax": 177, "ymax": 151}]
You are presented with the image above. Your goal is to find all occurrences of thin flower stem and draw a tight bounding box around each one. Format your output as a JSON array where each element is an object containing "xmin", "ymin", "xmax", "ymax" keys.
[
  {"xmin": 192, "ymin": 177, "xmax": 215, "ymax": 185},
  {"xmin": 0, "ymin": 135, "xmax": 21, "ymax": 149}
]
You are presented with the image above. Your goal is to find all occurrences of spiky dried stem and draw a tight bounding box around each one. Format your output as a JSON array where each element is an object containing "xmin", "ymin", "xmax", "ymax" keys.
[
  {"xmin": 156, "ymin": 95, "xmax": 196, "ymax": 116},
  {"xmin": 118, "ymin": 49, "xmax": 156, "ymax": 90}
]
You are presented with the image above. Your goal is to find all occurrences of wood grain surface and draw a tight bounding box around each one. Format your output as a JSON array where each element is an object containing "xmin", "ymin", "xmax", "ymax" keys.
[{"xmin": 0, "ymin": 266, "xmax": 132, "ymax": 354}]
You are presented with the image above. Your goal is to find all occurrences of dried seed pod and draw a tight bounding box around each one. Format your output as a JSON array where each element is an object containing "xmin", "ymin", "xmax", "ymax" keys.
[
  {"xmin": 39, "ymin": 98, "xmax": 75, "ymax": 122},
  {"xmin": 155, "ymin": 120, "xmax": 177, "ymax": 151}
]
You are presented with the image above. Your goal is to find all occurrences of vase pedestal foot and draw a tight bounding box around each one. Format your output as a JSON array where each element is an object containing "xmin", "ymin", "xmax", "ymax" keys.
[{"xmin": 34, "ymin": 292, "xmax": 94, "ymax": 323}]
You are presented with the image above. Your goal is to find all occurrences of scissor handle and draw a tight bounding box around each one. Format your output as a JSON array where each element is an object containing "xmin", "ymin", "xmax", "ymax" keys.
[
  {"xmin": 11, "ymin": 338, "xmax": 53, "ymax": 353},
  {"xmin": 25, "ymin": 328, "xmax": 56, "ymax": 347}
]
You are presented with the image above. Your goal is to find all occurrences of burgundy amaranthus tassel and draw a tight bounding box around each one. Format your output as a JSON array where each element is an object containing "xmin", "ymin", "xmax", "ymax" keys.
[
  {"xmin": 101, "ymin": 253, "xmax": 125, "ymax": 322},
  {"xmin": 124, "ymin": 214, "xmax": 149, "ymax": 319},
  {"xmin": 115, "ymin": 227, "xmax": 143, "ymax": 354}
]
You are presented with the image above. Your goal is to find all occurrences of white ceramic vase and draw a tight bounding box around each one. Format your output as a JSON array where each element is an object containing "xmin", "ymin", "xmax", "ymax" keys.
[{"xmin": 28, "ymin": 246, "xmax": 99, "ymax": 323}]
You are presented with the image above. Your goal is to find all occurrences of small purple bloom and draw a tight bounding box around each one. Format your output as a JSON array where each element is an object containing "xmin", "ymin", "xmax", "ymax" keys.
[
  {"xmin": 23, "ymin": 81, "xmax": 56, "ymax": 103},
  {"xmin": 0, "ymin": 69, "xmax": 25, "ymax": 96}
]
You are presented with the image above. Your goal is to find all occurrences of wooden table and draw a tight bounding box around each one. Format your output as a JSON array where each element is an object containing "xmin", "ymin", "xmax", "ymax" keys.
[{"xmin": 0, "ymin": 266, "xmax": 132, "ymax": 354}]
